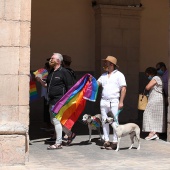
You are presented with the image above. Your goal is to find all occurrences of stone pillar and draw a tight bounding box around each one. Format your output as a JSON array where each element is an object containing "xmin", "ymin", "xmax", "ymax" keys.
[
  {"xmin": 167, "ymin": 4, "xmax": 170, "ymax": 142},
  {"xmin": 0, "ymin": 0, "xmax": 31, "ymax": 165},
  {"xmin": 93, "ymin": 0, "xmax": 141, "ymax": 122},
  {"xmin": 168, "ymin": 76, "xmax": 170, "ymax": 141}
]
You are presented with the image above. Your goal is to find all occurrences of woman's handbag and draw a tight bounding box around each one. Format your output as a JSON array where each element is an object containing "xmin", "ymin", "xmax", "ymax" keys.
[{"xmin": 138, "ymin": 90, "xmax": 148, "ymax": 110}]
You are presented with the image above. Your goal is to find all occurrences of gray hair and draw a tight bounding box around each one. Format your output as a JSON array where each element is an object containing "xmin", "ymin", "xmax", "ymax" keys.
[{"xmin": 53, "ymin": 53, "xmax": 63, "ymax": 63}]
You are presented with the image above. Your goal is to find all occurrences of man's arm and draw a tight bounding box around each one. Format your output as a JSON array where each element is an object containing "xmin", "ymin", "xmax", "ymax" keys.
[
  {"xmin": 36, "ymin": 77, "xmax": 47, "ymax": 87},
  {"xmin": 119, "ymin": 86, "xmax": 126, "ymax": 109},
  {"xmin": 97, "ymin": 81, "xmax": 101, "ymax": 86}
]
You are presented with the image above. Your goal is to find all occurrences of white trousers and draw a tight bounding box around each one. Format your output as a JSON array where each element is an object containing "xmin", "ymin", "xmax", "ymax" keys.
[{"xmin": 100, "ymin": 99, "xmax": 119, "ymax": 142}]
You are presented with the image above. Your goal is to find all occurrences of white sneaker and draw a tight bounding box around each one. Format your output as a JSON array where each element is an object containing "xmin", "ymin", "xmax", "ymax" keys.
[
  {"xmin": 145, "ymin": 134, "xmax": 158, "ymax": 141},
  {"xmin": 155, "ymin": 135, "xmax": 159, "ymax": 140}
]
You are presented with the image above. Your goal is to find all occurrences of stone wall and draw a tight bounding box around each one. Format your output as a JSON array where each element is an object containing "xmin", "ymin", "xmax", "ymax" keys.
[
  {"xmin": 167, "ymin": 6, "xmax": 170, "ymax": 142},
  {"xmin": 0, "ymin": 0, "xmax": 31, "ymax": 165}
]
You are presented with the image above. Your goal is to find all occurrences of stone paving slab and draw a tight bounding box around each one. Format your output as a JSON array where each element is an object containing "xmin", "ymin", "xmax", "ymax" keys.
[{"xmin": 1, "ymin": 135, "xmax": 170, "ymax": 170}]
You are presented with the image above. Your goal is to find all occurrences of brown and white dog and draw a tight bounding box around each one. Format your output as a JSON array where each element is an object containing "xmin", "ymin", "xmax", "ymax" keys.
[
  {"xmin": 106, "ymin": 117, "xmax": 141, "ymax": 151},
  {"xmin": 82, "ymin": 114, "xmax": 103, "ymax": 142}
]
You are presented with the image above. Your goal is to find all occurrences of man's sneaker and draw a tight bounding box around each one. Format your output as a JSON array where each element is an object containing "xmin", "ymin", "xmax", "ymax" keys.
[
  {"xmin": 106, "ymin": 142, "xmax": 117, "ymax": 150},
  {"xmin": 100, "ymin": 141, "xmax": 110, "ymax": 149}
]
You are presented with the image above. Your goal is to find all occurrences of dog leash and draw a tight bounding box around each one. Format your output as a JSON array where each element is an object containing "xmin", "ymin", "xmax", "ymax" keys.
[{"xmin": 114, "ymin": 108, "xmax": 123, "ymax": 125}]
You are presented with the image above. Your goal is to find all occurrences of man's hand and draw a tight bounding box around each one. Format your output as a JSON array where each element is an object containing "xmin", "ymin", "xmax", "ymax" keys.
[
  {"xmin": 88, "ymin": 75, "xmax": 92, "ymax": 82},
  {"xmin": 118, "ymin": 102, "xmax": 123, "ymax": 110},
  {"xmin": 35, "ymin": 76, "xmax": 41, "ymax": 82}
]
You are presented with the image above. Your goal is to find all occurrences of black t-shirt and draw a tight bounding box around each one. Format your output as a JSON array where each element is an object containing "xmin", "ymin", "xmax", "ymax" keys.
[{"xmin": 46, "ymin": 66, "xmax": 73, "ymax": 105}]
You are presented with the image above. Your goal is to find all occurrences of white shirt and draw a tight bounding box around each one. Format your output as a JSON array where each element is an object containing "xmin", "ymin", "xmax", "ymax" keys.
[{"xmin": 97, "ymin": 70, "xmax": 127, "ymax": 100}]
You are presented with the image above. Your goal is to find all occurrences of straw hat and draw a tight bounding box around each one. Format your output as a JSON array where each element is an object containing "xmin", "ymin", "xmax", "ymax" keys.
[{"xmin": 102, "ymin": 56, "xmax": 119, "ymax": 67}]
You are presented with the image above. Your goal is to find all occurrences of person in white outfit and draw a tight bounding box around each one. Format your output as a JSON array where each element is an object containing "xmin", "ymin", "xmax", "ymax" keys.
[{"xmin": 97, "ymin": 56, "xmax": 127, "ymax": 150}]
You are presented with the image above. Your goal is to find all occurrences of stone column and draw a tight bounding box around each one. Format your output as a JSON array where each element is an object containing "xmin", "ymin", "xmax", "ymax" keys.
[
  {"xmin": 168, "ymin": 78, "xmax": 170, "ymax": 141},
  {"xmin": 167, "ymin": 4, "xmax": 170, "ymax": 142},
  {"xmin": 0, "ymin": 0, "xmax": 31, "ymax": 165},
  {"xmin": 93, "ymin": 0, "xmax": 141, "ymax": 122}
]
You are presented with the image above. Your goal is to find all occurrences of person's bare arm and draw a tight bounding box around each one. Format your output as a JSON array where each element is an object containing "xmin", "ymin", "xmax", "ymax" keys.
[
  {"xmin": 119, "ymin": 86, "xmax": 126, "ymax": 109},
  {"xmin": 89, "ymin": 75, "xmax": 100, "ymax": 86},
  {"xmin": 97, "ymin": 81, "xmax": 101, "ymax": 86},
  {"xmin": 145, "ymin": 79, "xmax": 157, "ymax": 91}
]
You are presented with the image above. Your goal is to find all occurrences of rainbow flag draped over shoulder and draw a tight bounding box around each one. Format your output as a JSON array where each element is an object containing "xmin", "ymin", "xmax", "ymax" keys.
[{"xmin": 52, "ymin": 73, "xmax": 99, "ymax": 130}]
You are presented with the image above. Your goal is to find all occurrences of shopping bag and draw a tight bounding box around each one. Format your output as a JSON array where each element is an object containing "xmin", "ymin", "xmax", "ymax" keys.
[{"xmin": 138, "ymin": 94, "xmax": 148, "ymax": 110}]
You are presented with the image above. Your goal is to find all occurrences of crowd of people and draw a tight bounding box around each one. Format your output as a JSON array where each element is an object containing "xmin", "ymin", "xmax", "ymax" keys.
[{"xmin": 34, "ymin": 53, "xmax": 168, "ymax": 150}]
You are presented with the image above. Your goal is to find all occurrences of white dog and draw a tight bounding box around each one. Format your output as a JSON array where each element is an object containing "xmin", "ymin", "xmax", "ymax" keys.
[
  {"xmin": 82, "ymin": 114, "xmax": 103, "ymax": 142},
  {"xmin": 106, "ymin": 117, "xmax": 141, "ymax": 152}
]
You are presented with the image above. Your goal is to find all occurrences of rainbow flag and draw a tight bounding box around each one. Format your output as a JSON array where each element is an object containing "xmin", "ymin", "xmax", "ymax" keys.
[
  {"xmin": 33, "ymin": 68, "xmax": 48, "ymax": 79},
  {"xmin": 30, "ymin": 80, "xmax": 38, "ymax": 102},
  {"xmin": 52, "ymin": 74, "xmax": 99, "ymax": 130}
]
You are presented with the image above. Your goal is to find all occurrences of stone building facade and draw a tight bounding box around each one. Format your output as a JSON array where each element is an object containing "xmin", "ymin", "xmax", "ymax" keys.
[
  {"xmin": 0, "ymin": 0, "xmax": 31, "ymax": 165},
  {"xmin": 0, "ymin": 0, "xmax": 169, "ymax": 166}
]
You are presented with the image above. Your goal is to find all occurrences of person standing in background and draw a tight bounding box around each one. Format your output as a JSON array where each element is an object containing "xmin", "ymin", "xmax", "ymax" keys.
[
  {"xmin": 62, "ymin": 55, "xmax": 76, "ymax": 83},
  {"xmin": 156, "ymin": 62, "xmax": 168, "ymax": 134},
  {"xmin": 156, "ymin": 62, "xmax": 168, "ymax": 101},
  {"xmin": 61, "ymin": 55, "xmax": 77, "ymax": 141},
  {"xmin": 40, "ymin": 61, "xmax": 53, "ymax": 131},
  {"xmin": 143, "ymin": 67, "xmax": 166, "ymax": 140}
]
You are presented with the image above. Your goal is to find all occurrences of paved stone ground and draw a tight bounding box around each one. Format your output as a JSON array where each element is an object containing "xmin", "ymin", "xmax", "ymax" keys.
[{"xmin": 1, "ymin": 134, "xmax": 170, "ymax": 170}]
